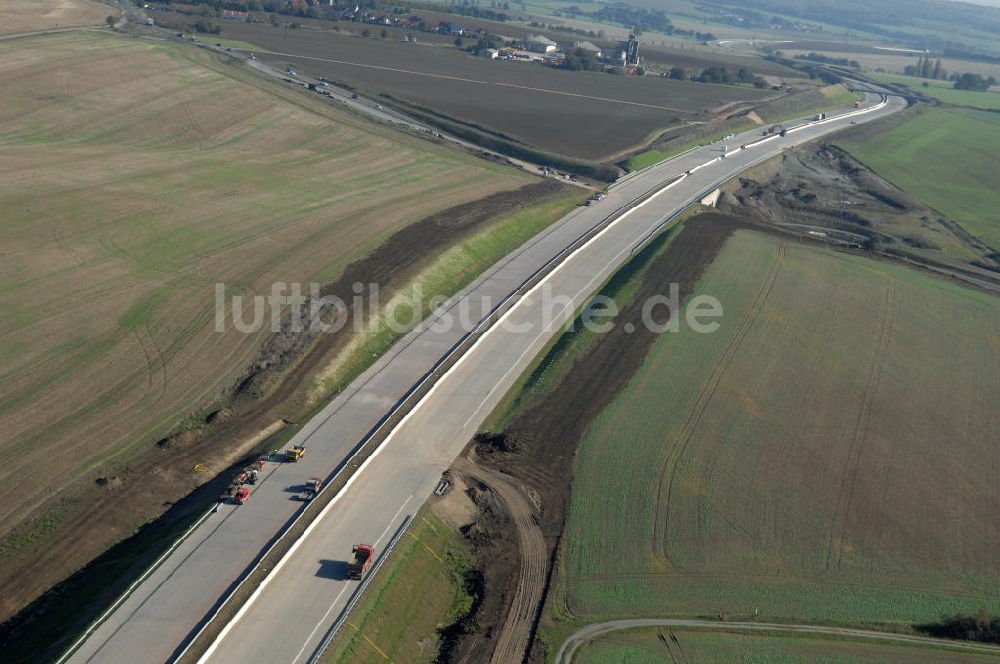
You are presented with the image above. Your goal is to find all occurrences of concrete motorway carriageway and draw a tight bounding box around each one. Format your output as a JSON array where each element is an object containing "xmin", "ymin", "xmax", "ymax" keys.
[{"xmin": 65, "ymin": 92, "xmax": 904, "ymax": 664}]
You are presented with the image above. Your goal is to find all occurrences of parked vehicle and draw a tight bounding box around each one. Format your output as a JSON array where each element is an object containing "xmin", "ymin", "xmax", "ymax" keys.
[
  {"xmin": 286, "ymin": 445, "xmax": 306, "ymax": 462},
  {"xmin": 234, "ymin": 487, "xmax": 251, "ymax": 504},
  {"xmin": 298, "ymin": 477, "xmax": 322, "ymax": 501}
]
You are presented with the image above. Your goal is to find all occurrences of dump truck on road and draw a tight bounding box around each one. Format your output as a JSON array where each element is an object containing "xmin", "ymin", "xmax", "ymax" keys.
[
  {"xmin": 298, "ymin": 477, "xmax": 322, "ymax": 501},
  {"xmin": 234, "ymin": 487, "xmax": 251, "ymax": 504},
  {"xmin": 286, "ymin": 445, "xmax": 306, "ymax": 462},
  {"xmin": 347, "ymin": 544, "xmax": 375, "ymax": 579}
]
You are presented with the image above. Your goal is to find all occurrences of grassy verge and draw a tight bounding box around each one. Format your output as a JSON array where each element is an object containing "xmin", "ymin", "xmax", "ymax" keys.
[
  {"xmin": 627, "ymin": 126, "xmax": 754, "ymax": 171},
  {"xmin": 325, "ymin": 513, "xmax": 474, "ymax": 664},
  {"xmin": 314, "ymin": 189, "xmax": 584, "ymax": 398},
  {"xmin": 627, "ymin": 85, "xmax": 862, "ymax": 171},
  {"xmin": 481, "ymin": 205, "xmax": 709, "ymax": 433},
  {"xmin": 834, "ymin": 105, "xmax": 1000, "ymax": 249},
  {"xmin": 868, "ymin": 72, "xmax": 1000, "ymax": 110}
]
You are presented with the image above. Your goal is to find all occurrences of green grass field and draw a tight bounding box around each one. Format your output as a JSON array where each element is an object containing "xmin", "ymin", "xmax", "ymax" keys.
[
  {"xmin": 550, "ymin": 229, "xmax": 1000, "ymax": 631},
  {"xmin": 326, "ymin": 514, "xmax": 473, "ymax": 664},
  {"xmin": 835, "ymin": 107, "xmax": 1000, "ymax": 250},
  {"xmin": 869, "ymin": 72, "xmax": 1000, "ymax": 110},
  {"xmin": 575, "ymin": 629, "xmax": 1000, "ymax": 663}
]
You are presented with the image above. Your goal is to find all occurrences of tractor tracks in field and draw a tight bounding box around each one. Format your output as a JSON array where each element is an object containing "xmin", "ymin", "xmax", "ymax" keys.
[
  {"xmin": 825, "ymin": 282, "xmax": 896, "ymax": 573},
  {"xmin": 652, "ymin": 241, "xmax": 788, "ymax": 570},
  {"xmin": 554, "ymin": 618, "xmax": 1000, "ymax": 664},
  {"xmin": 454, "ymin": 455, "xmax": 547, "ymax": 664}
]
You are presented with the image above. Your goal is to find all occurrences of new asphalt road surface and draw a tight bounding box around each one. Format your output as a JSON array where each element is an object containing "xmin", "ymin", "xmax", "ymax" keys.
[{"xmin": 65, "ymin": 92, "xmax": 904, "ymax": 664}]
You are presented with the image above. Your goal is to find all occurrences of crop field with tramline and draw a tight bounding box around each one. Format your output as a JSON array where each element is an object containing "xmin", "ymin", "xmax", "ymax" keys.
[
  {"xmin": 0, "ymin": 30, "xmax": 528, "ymax": 582},
  {"xmin": 553, "ymin": 229, "xmax": 1000, "ymax": 626},
  {"xmin": 575, "ymin": 628, "xmax": 1000, "ymax": 663},
  {"xmin": 1, "ymin": 0, "xmax": 109, "ymax": 35}
]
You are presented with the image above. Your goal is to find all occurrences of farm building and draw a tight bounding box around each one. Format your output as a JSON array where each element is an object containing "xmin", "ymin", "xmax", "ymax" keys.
[
  {"xmin": 481, "ymin": 48, "xmax": 499, "ymax": 59},
  {"xmin": 523, "ymin": 34, "xmax": 557, "ymax": 54},
  {"xmin": 573, "ymin": 40, "xmax": 602, "ymax": 58}
]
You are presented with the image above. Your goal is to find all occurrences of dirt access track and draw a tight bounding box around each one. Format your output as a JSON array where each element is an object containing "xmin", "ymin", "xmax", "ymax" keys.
[{"xmin": 444, "ymin": 214, "xmax": 745, "ymax": 662}]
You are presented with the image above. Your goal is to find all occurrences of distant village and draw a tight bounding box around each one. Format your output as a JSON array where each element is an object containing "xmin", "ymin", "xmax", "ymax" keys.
[{"xmin": 145, "ymin": 2, "xmax": 645, "ymax": 73}]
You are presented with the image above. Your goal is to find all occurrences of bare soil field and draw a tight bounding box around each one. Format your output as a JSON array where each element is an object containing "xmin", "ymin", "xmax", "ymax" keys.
[
  {"xmin": 0, "ymin": 30, "xmax": 535, "ymax": 624},
  {"xmin": 0, "ymin": 0, "xmax": 108, "ymax": 35},
  {"xmin": 218, "ymin": 21, "xmax": 773, "ymax": 161}
]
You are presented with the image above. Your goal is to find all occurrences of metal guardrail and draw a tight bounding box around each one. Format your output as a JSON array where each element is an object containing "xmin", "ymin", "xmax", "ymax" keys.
[
  {"xmin": 171, "ymin": 168, "xmax": 681, "ymax": 664},
  {"xmin": 306, "ymin": 515, "xmax": 414, "ymax": 664}
]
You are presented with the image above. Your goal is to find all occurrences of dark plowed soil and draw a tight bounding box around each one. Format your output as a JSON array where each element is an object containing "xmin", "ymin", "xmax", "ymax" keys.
[
  {"xmin": 444, "ymin": 214, "xmax": 746, "ymax": 663},
  {"xmin": 0, "ymin": 180, "xmax": 569, "ymax": 664}
]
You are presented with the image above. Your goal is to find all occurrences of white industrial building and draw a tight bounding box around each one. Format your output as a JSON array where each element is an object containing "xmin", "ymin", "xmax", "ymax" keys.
[{"xmin": 523, "ymin": 34, "xmax": 557, "ymax": 53}]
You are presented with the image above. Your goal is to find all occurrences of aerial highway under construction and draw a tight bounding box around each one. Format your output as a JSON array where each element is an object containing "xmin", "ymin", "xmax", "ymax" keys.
[{"xmin": 64, "ymin": 90, "xmax": 905, "ymax": 664}]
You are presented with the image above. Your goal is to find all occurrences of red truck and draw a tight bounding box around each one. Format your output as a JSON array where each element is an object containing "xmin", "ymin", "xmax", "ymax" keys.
[
  {"xmin": 346, "ymin": 544, "xmax": 375, "ymax": 580},
  {"xmin": 234, "ymin": 487, "xmax": 251, "ymax": 504}
]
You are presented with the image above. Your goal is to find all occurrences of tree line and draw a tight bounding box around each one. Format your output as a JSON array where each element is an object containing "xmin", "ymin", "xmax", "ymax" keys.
[
  {"xmin": 919, "ymin": 610, "xmax": 1000, "ymax": 644},
  {"xmin": 903, "ymin": 55, "xmax": 997, "ymax": 91}
]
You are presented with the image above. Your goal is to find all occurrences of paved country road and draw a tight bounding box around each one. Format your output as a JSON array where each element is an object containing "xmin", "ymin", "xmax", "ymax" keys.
[
  {"xmin": 62, "ymin": 90, "xmax": 904, "ymax": 664},
  {"xmin": 554, "ymin": 619, "xmax": 1000, "ymax": 663}
]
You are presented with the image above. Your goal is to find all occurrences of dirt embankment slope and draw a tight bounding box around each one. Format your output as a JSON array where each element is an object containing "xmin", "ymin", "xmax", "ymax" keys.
[
  {"xmin": 718, "ymin": 143, "xmax": 1000, "ymax": 289},
  {"xmin": 0, "ymin": 180, "xmax": 568, "ymax": 661},
  {"xmin": 440, "ymin": 215, "xmax": 744, "ymax": 662}
]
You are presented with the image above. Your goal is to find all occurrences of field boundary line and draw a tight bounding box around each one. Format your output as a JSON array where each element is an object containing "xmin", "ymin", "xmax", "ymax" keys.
[{"xmin": 555, "ymin": 619, "xmax": 1000, "ymax": 664}]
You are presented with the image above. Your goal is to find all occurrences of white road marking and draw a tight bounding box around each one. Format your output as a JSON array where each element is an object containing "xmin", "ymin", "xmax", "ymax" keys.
[
  {"xmin": 195, "ymin": 94, "xmax": 895, "ymax": 664},
  {"xmin": 290, "ymin": 496, "xmax": 411, "ymax": 664}
]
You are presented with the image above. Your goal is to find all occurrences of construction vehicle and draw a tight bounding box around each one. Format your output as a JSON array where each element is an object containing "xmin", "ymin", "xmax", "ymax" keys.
[
  {"xmin": 779, "ymin": 128, "xmax": 788, "ymax": 137},
  {"xmin": 298, "ymin": 477, "xmax": 322, "ymax": 501},
  {"xmin": 286, "ymin": 445, "xmax": 306, "ymax": 462},
  {"xmin": 347, "ymin": 544, "xmax": 375, "ymax": 579},
  {"xmin": 234, "ymin": 487, "xmax": 251, "ymax": 504},
  {"xmin": 854, "ymin": 100, "xmax": 861, "ymax": 108}
]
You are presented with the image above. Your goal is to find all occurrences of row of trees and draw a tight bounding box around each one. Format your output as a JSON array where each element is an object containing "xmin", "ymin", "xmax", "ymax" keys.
[
  {"xmin": 793, "ymin": 52, "xmax": 861, "ymax": 68},
  {"xmin": 903, "ymin": 56, "xmax": 997, "ymax": 91},
  {"xmin": 670, "ymin": 65, "xmax": 767, "ymax": 88},
  {"xmin": 903, "ymin": 56, "xmax": 948, "ymax": 80}
]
